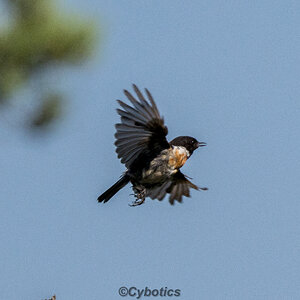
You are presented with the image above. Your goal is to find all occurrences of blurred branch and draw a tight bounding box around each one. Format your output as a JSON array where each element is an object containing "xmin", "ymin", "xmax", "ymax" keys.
[
  {"xmin": 0, "ymin": 0, "xmax": 98, "ymax": 130},
  {"xmin": 45, "ymin": 295, "xmax": 56, "ymax": 300},
  {"xmin": 44, "ymin": 295, "xmax": 56, "ymax": 300}
]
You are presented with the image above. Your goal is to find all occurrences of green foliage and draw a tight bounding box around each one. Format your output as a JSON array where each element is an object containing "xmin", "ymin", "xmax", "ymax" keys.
[
  {"xmin": 30, "ymin": 92, "xmax": 63, "ymax": 129},
  {"xmin": 0, "ymin": 0, "xmax": 97, "ymax": 128}
]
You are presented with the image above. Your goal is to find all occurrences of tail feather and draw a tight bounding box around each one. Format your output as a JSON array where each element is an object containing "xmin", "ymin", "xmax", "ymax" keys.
[{"xmin": 98, "ymin": 174, "xmax": 130, "ymax": 203}]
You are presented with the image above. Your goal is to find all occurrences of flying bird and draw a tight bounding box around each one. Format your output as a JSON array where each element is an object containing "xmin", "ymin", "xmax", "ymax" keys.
[{"xmin": 98, "ymin": 85, "xmax": 207, "ymax": 206}]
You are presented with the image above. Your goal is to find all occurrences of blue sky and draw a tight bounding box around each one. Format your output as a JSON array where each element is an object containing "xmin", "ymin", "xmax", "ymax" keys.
[{"xmin": 1, "ymin": 0, "xmax": 300, "ymax": 299}]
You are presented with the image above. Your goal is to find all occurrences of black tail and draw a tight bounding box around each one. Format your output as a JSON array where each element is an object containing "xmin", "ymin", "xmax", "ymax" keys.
[{"xmin": 97, "ymin": 174, "xmax": 130, "ymax": 203}]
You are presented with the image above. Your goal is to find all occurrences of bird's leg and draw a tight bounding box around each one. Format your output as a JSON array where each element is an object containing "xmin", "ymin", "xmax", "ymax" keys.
[{"xmin": 129, "ymin": 186, "xmax": 146, "ymax": 207}]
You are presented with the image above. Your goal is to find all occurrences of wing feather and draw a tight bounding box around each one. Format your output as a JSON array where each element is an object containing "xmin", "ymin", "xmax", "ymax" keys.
[
  {"xmin": 146, "ymin": 171, "xmax": 203, "ymax": 205},
  {"xmin": 132, "ymin": 84, "xmax": 156, "ymax": 118},
  {"xmin": 115, "ymin": 85, "xmax": 169, "ymax": 169},
  {"xmin": 145, "ymin": 88, "xmax": 161, "ymax": 119}
]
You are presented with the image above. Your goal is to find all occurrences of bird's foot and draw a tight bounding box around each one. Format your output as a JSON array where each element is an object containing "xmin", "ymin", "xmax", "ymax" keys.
[
  {"xmin": 129, "ymin": 198, "xmax": 145, "ymax": 207},
  {"xmin": 129, "ymin": 188, "xmax": 146, "ymax": 207}
]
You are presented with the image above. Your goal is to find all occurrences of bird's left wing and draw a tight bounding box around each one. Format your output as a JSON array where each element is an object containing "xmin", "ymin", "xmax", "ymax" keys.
[
  {"xmin": 146, "ymin": 170, "xmax": 207, "ymax": 205},
  {"xmin": 115, "ymin": 84, "xmax": 169, "ymax": 169}
]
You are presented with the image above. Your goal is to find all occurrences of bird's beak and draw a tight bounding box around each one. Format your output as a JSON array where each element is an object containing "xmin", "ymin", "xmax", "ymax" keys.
[{"xmin": 197, "ymin": 142, "xmax": 206, "ymax": 148}]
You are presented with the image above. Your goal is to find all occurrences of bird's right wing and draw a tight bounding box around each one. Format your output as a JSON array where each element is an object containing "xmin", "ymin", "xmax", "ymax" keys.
[
  {"xmin": 115, "ymin": 84, "xmax": 169, "ymax": 169},
  {"xmin": 146, "ymin": 170, "xmax": 207, "ymax": 205}
]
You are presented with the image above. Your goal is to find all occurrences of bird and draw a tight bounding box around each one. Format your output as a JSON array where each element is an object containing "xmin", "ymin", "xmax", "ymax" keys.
[{"xmin": 97, "ymin": 84, "xmax": 207, "ymax": 206}]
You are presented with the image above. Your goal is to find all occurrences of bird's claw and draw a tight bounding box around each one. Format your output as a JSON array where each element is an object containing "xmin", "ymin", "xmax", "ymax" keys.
[
  {"xmin": 129, "ymin": 198, "xmax": 145, "ymax": 207},
  {"xmin": 129, "ymin": 188, "xmax": 146, "ymax": 207}
]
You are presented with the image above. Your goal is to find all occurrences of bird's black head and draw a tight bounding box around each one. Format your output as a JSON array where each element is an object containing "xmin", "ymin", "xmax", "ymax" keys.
[{"xmin": 170, "ymin": 136, "xmax": 206, "ymax": 155}]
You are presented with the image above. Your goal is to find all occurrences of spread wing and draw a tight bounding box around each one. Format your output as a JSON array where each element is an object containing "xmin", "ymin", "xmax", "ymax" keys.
[
  {"xmin": 146, "ymin": 171, "xmax": 207, "ymax": 205},
  {"xmin": 115, "ymin": 84, "xmax": 169, "ymax": 169}
]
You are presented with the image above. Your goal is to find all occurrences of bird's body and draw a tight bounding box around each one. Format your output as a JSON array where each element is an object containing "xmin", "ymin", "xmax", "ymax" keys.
[
  {"xmin": 98, "ymin": 85, "xmax": 207, "ymax": 206},
  {"xmin": 140, "ymin": 146, "xmax": 189, "ymax": 184}
]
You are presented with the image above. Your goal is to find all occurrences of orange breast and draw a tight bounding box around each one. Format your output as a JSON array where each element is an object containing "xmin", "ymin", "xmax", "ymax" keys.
[{"xmin": 168, "ymin": 147, "xmax": 188, "ymax": 169}]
